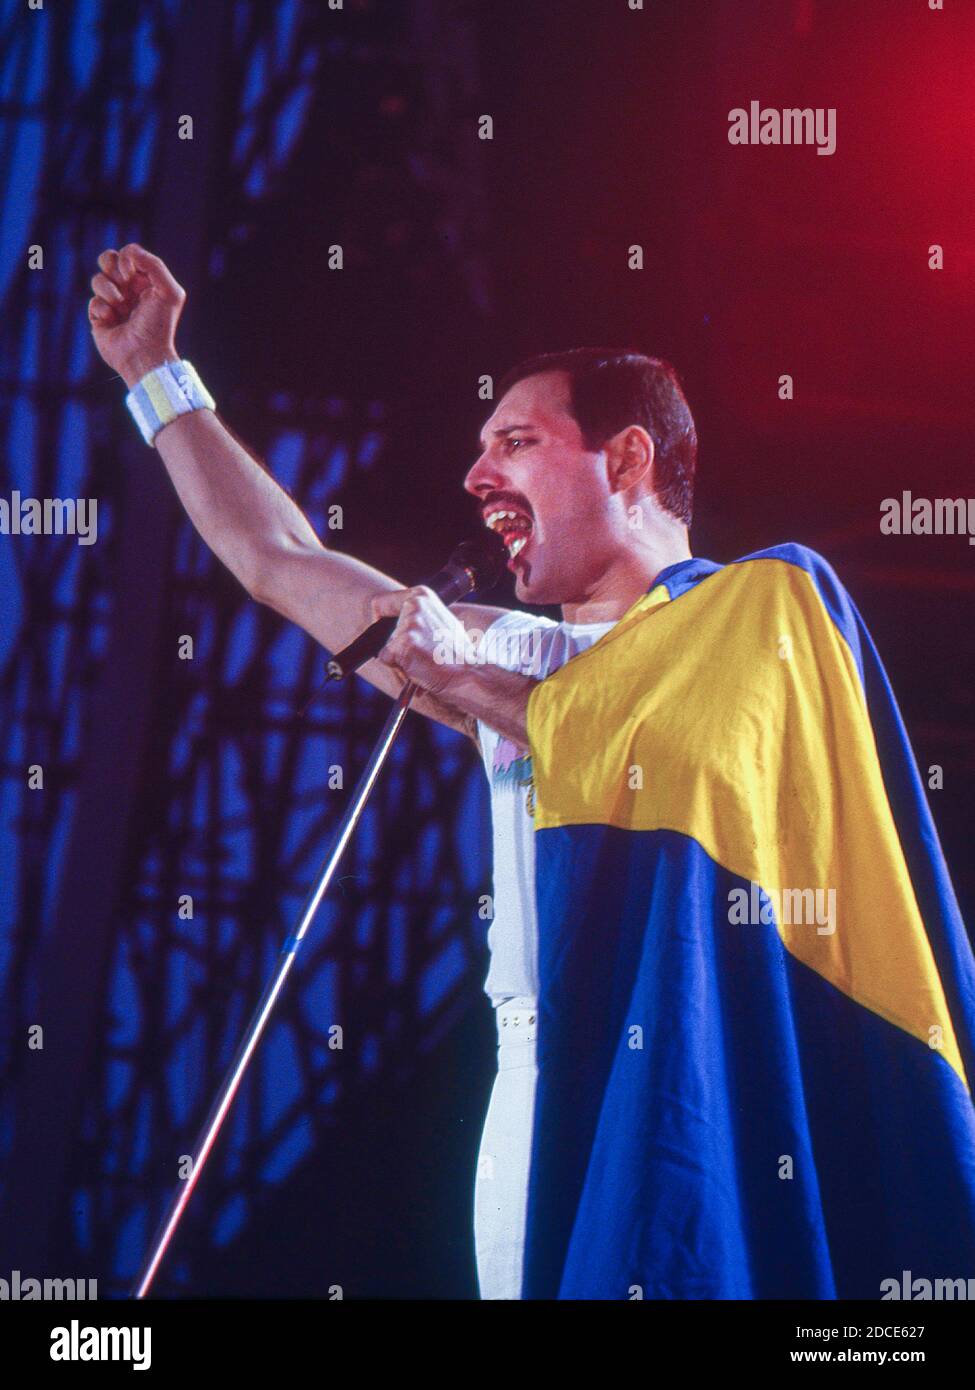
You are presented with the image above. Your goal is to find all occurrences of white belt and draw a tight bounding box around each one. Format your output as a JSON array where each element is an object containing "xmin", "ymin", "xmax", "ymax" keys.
[{"xmin": 494, "ymin": 996, "xmax": 538, "ymax": 1046}]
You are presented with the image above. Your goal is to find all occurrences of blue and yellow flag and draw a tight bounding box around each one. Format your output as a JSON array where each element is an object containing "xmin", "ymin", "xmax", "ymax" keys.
[{"xmin": 523, "ymin": 544, "xmax": 975, "ymax": 1299}]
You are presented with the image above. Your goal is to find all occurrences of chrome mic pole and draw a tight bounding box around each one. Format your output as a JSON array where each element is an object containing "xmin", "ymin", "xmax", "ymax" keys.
[{"xmin": 131, "ymin": 677, "xmax": 419, "ymax": 1298}]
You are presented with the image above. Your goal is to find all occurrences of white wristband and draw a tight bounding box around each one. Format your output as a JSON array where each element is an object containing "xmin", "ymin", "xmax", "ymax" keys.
[{"xmin": 125, "ymin": 359, "xmax": 216, "ymax": 446}]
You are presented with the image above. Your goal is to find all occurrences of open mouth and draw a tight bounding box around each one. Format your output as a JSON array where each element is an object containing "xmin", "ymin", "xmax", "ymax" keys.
[{"xmin": 483, "ymin": 507, "xmax": 533, "ymax": 562}]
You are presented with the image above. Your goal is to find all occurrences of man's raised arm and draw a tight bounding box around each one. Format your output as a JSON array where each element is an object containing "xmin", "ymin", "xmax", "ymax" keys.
[{"xmin": 87, "ymin": 243, "xmax": 509, "ymax": 740}]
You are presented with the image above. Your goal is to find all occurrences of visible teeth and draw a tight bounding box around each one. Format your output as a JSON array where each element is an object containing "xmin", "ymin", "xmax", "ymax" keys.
[{"xmin": 485, "ymin": 510, "xmax": 535, "ymax": 553}]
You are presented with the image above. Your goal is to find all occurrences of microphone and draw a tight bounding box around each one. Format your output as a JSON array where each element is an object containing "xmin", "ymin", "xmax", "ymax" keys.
[{"xmin": 325, "ymin": 533, "xmax": 506, "ymax": 681}]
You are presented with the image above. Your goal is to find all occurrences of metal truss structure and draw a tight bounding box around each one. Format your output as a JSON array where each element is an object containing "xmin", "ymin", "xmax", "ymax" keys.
[{"xmin": 0, "ymin": 0, "xmax": 491, "ymax": 1294}]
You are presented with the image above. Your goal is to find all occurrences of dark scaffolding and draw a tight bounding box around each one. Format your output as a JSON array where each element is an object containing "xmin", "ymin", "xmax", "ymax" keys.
[{"xmin": 0, "ymin": 0, "xmax": 494, "ymax": 1296}]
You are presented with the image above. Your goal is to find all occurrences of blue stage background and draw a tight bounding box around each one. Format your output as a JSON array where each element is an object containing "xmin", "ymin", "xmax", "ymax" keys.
[{"xmin": 1, "ymin": 0, "xmax": 971, "ymax": 1297}]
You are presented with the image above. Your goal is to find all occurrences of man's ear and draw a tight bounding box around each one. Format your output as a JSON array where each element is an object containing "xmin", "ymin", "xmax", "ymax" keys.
[{"xmin": 608, "ymin": 425, "xmax": 654, "ymax": 495}]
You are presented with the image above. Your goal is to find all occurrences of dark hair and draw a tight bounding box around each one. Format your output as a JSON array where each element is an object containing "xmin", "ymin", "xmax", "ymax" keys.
[{"xmin": 497, "ymin": 347, "xmax": 696, "ymax": 525}]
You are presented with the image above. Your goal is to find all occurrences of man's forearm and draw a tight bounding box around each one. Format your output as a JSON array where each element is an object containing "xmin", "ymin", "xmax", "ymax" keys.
[
  {"xmin": 150, "ymin": 407, "xmax": 322, "ymax": 602},
  {"xmin": 89, "ymin": 235, "xmax": 528, "ymax": 744},
  {"xmin": 443, "ymin": 662, "xmax": 538, "ymax": 750},
  {"xmin": 92, "ymin": 244, "xmax": 469, "ymax": 715}
]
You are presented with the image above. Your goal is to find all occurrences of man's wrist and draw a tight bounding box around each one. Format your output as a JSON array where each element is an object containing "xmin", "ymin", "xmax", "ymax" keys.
[
  {"xmin": 442, "ymin": 660, "xmax": 535, "ymax": 749},
  {"xmin": 120, "ymin": 348, "xmax": 179, "ymax": 390},
  {"xmin": 124, "ymin": 356, "xmax": 216, "ymax": 447}
]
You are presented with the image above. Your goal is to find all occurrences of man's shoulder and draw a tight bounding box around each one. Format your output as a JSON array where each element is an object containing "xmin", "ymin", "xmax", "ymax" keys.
[
  {"xmin": 667, "ymin": 546, "xmax": 847, "ymax": 610},
  {"xmin": 729, "ymin": 543, "xmax": 863, "ymax": 657},
  {"xmin": 734, "ymin": 541, "xmax": 836, "ymax": 579},
  {"xmin": 730, "ymin": 543, "xmax": 852, "ymax": 608},
  {"xmin": 482, "ymin": 606, "xmax": 561, "ymax": 636}
]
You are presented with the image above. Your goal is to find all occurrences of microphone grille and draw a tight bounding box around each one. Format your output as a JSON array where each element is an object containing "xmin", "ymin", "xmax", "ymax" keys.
[{"xmin": 449, "ymin": 532, "xmax": 506, "ymax": 591}]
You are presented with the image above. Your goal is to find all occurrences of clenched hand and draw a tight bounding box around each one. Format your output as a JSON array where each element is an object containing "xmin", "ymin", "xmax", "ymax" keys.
[
  {"xmin": 88, "ymin": 243, "xmax": 186, "ymax": 388},
  {"xmin": 370, "ymin": 585, "xmax": 476, "ymax": 697}
]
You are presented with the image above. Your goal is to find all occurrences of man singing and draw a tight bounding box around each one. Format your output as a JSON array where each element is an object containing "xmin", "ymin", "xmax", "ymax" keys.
[{"xmin": 89, "ymin": 245, "xmax": 975, "ymax": 1300}]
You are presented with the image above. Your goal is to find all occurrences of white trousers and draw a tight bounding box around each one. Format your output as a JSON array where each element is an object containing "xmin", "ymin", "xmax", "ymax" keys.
[{"xmin": 473, "ymin": 996, "xmax": 538, "ymax": 1300}]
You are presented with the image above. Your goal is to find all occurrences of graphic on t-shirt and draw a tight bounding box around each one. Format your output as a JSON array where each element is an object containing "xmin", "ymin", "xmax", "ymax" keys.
[
  {"xmin": 492, "ymin": 735, "xmax": 532, "ymax": 788},
  {"xmin": 492, "ymin": 735, "xmax": 535, "ymax": 817},
  {"xmin": 489, "ymin": 739, "xmax": 536, "ymax": 811}
]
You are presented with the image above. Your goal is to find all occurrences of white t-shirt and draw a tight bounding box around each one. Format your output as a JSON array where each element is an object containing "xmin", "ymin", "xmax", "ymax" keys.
[{"xmin": 474, "ymin": 608, "xmax": 618, "ymax": 1004}]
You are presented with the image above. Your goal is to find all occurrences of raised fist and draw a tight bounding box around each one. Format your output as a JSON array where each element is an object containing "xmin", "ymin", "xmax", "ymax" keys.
[{"xmin": 88, "ymin": 243, "xmax": 187, "ymax": 388}]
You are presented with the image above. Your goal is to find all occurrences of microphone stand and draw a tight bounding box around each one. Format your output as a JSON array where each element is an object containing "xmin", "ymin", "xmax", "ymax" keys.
[{"xmin": 131, "ymin": 677, "xmax": 419, "ymax": 1298}]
